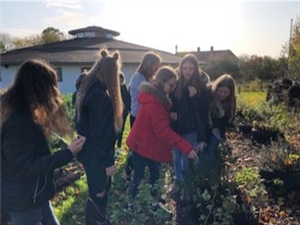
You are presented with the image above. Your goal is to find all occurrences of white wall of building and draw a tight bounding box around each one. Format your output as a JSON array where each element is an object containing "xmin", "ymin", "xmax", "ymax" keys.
[
  {"xmin": 57, "ymin": 65, "xmax": 83, "ymax": 94},
  {"xmin": 122, "ymin": 64, "xmax": 138, "ymax": 86},
  {"xmin": 1, "ymin": 63, "xmax": 139, "ymax": 94},
  {"xmin": 1, "ymin": 66, "xmax": 17, "ymax": 90}
]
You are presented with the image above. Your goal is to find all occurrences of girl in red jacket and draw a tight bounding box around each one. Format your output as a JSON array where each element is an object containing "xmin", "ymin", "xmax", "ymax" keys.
[{"xmin": 125, "ymin": 66, "xmax": 198, "ymax": 212}]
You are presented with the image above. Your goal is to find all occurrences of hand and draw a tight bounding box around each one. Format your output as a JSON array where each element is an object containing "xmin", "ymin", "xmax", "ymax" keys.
[
  {"xmin": 188, "ymin": 86, "xmax": 197, "ymax": 97},
  {"xmin": 187, "ymin": 149, "xmax": 199, "ymax": 160},
  {"xmin": 68, "ymin": 136, "xmax": 86, "ymax": 156},
  {"xmin": 170, "ymin": 112, "xmax": 178, "ymax": 121},
  {"xmin": 106, "ymin": 164, "xmax": 117, "ymax": 176},
  {"xmin": 196, "ymin": 142, "xmax": 207, "ymax": 153}
]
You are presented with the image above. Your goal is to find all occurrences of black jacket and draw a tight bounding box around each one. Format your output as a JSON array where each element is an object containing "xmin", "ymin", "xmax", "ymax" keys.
[
  {"xmin": 1, "ymin": 109, "xmax": 73, "ymax": 212},
  {"xmin": 170, "ymin": 87, "xmax": 208, "ymax": 144},
  {"xmin": 75, "ymin": 80, "xmax": 116, "ymax": 168},
  {"xmin": 121, "ymin": 84, "xmax": 131, "ymax": 120}
]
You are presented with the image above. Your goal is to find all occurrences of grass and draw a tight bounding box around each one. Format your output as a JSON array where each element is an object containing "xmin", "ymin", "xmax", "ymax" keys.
[
  {"xmin": 236, "ymin": 91, "xmax": 266, "ymax": 108},
  {"xmin": 52, "ymin": 177, "xmax": 88, "ymax": 224}
]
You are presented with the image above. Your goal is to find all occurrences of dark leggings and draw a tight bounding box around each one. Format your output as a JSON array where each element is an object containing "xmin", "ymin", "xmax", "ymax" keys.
[
  {"xmin": 125, "ymin": 115, "xmax": 136, "ymax": 177},
  {"xmin": 84, "ymin": 162, "xmax": 111, "ymax": 224}
]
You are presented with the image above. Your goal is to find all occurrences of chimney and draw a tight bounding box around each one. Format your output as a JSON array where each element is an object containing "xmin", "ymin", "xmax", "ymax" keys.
[
  {"xmin": 210, "ymin": 46, "xmax": 214, "ymax": 52},
  {"xmin": 197, "ymin": 47, "xmax": 200, "ymax": 52}
]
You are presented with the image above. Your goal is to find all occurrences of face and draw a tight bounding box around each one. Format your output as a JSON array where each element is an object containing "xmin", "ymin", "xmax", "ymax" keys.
[
  {"xmin": 216, "ymin": 86, "xmax": 231, "ymax": 101},
  {"xmin": 182, "ymin": 61, "xmax": 195, "ymax": 80},
  {"xmin": 163, "ymin": 77, "xmax": 176, "ymax": 95},
  {"xmin": 151, "ymin": 62, "xmax": 160, "ymax": 76}
]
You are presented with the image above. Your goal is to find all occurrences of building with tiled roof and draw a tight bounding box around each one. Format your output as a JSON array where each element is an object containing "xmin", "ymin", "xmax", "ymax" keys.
[
  {"xmin": 0, "ymin": 26, "xmax": 181, "ymax": 94},
  {"xmin": 176, "ymin": 46, "xmax": 238, "ymax": 66}
]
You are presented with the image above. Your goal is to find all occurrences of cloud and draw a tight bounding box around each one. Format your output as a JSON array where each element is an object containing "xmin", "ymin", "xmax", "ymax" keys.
[
  {"xmin": 45, "ymin": 11, "xmax": 90, "ymax": 32},
  {"xmin": 42, "ymin": 0, "xmax": 87, "ymax": 33},
  {"xmin": 44, "ymin": 0, "xmax": 83, "ymax": 10}
]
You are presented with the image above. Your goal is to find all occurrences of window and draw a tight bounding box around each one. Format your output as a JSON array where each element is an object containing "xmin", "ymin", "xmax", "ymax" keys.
[
  {"xmin": 106, "ymin": 33, "xmax": 113, "ymax": 39},
  {"xmin": 55, "ymin": 67, "xmax": 62, "ymax": 82}
]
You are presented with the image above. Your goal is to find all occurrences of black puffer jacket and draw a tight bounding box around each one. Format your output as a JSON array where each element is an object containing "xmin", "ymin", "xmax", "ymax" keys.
[
  {"xmin": 1, "ymin": 109, "xmax": 74, "ymax": 212},
  {"xmin": 75, "ymin": 80, "xmax": 116, "ymax": 168}
]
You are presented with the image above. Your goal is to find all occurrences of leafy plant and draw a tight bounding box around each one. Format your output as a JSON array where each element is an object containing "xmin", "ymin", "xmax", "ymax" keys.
[
  {"xmin": 234, "ymin": 167, "xmax": 266, "ymax": 199},
  {"xmin": 62, "ymin": 93, "xmax": 76, "ymax": 127},
  {"xmin": 182, "ymin": 142, "xmax": 256, "ymax": 225}
]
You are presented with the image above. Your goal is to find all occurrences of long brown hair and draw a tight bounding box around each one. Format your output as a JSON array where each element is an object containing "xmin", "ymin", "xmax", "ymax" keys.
[
  {"xmin": 154, "ymin": 66, "xmax": 178, "ymax": 94},
  {"xmin": 76, "ymin": 49, "xmax": 123, "ymax": 131},
  {"xmin": 209, "ymin": 74, "xmax": 236, "ymax": 123},
  {"xmin": 175, "ymin": 54, "xmax": 203, "ymax": 99},
  {"xmin": 0, "ymin": 59, "xmax": 74, "ymax": 138},
  {"xmin": 137, "ymin": 51, "xmax": 161, "ymax": 81}
]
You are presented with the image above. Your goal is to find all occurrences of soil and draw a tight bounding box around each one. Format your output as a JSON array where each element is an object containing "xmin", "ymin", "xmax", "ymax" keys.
[{"xmin": 225, "ymin": 129, "xmax": 300, "ymax": 225}]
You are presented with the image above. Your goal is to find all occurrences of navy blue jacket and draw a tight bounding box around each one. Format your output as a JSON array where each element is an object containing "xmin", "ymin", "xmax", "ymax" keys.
[
  {"xmin": 75, "ymin": 80, "xmax": 116, "ymax": 168},
  {"xmin": 1, "ymin": 109, "xmax": 73, "ymax": 212}
]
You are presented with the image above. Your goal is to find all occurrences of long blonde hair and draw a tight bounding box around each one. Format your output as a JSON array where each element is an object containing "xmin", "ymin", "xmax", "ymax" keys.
[
  {"xmin": 76, "ymin": 49, "xmax": 123, "ymax": 131},
  {"xmin": 0, "ymin": 59, "xmax": 74, "ymax": 138}
]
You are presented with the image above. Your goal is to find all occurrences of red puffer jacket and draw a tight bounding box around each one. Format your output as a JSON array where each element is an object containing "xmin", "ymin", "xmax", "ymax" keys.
[{"xmin": 126, "ymin": 83, "xmax": 193, "ymax": 163}]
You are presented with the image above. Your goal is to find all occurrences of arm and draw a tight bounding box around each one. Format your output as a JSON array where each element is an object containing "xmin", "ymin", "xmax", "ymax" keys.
[
  {"xmin": 129, "ymin": 76, "xmax": 140, "ymax": 116},
  {"xmin": 148, "ymin": 103, "xmax": 194, "ymax": 156},
  {"xmin": 129, "ymin": 74, "xmax": 146, "ymax": 117},
  {"xmin": 169, "ymin": 91, "xmax": 179, "ymax": 131}
]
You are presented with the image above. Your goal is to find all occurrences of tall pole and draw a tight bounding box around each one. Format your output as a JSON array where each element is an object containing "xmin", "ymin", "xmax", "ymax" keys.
[{"xmin": 289, "ymin": 19, "xmax": 293, "ymax": 58}]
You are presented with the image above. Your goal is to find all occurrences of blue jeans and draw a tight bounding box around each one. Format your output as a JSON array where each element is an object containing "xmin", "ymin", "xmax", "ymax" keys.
[
  {"xmin": 130, "ymin": 152, "xmax": 160, "ymax": 199},
  {"xmin": 205, "ymin": 133, "xmax": 221, "ymax": 161},
  {"xmin": 8, "ymin": 201, "xmax": 59, "ymax": 225},
  {"xmin": 173, "ymin": 131, "xmax": 197, "ymax": 182}
]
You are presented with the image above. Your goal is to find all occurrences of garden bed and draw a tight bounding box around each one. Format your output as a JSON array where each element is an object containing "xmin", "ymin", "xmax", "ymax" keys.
[
  {"xmin": 54, "ymin": 159, "xmax": 85, "ymax": 191},
  {"xmin": 3, "ymin": 130, "xmax": 300, "ymax": 225},
  {"xmin": 228, "ymin": 130, "xmax": 300, "ymax": 224}
]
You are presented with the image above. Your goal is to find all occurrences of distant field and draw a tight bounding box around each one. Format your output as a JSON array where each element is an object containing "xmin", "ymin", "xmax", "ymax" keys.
[{"xmin": 236, "ymin": 91, "xmax": 266, "ymax": 108}]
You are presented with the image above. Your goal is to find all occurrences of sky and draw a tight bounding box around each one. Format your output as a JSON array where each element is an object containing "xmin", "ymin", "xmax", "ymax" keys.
[{"xmin": 1, "ymin": 0, "xmax": 300, "ymax": 58}]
